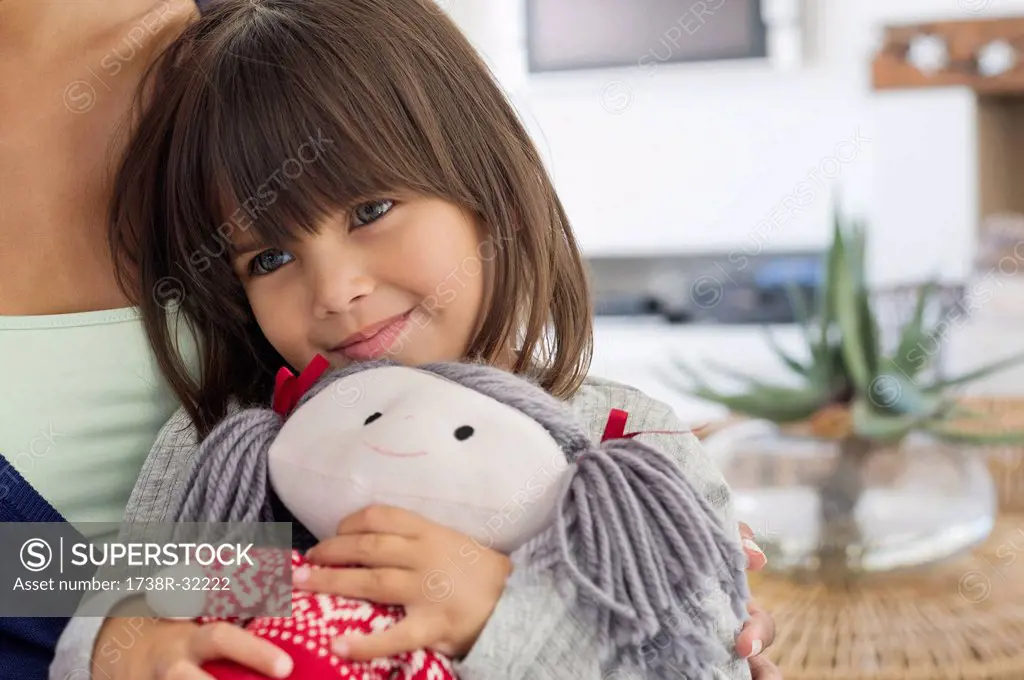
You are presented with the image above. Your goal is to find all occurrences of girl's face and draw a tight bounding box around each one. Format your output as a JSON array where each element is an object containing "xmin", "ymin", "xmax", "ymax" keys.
[{"xmin": 230, "ymin": 194, "xmax": 487, "ymax": 371}]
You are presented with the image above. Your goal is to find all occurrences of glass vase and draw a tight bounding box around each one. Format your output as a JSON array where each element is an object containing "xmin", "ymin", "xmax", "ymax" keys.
[{"xmin": 702, "ymin": 419, "xmax": 998, "ymax": 585}]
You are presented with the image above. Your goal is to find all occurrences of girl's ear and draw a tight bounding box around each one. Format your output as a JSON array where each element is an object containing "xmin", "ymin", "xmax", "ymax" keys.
[
  {"xmin": 541, "ymin": 438, "xmax": 750, "ymax": 678},
  {"xmin": 174, "ymin": 407, "xmax": 283, "ymax": 524}
]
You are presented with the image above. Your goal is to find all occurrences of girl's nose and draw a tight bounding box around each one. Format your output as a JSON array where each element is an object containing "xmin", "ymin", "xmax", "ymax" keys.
[{"xmin": 309, "ymin": 247, "xmax": 376, "ymax": 318}]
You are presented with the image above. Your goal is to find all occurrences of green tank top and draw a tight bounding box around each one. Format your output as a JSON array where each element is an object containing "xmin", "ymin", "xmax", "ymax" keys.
[{"xmin": 0, "ymin": 307, "xmax": 200, "ymax": 539}]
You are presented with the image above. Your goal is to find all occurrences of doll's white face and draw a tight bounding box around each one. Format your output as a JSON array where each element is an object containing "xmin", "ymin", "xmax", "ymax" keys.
[{"xmin": 267, "ymin": 366, "xmax": 571, "ymax": 553}]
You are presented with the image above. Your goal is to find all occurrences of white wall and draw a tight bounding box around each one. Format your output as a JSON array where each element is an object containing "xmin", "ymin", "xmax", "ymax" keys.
[
  {"xmin": 446, "ymin": 0, "xmax": 1024, "ymax": 285},
  {"xmin": 521, "ymin": 1, "xmax": 871, "ymax": 259}
]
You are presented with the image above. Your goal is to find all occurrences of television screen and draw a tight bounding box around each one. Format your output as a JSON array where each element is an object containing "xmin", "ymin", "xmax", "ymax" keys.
[{"xmin": 526, "ymin": 0, "xmax": 768, "ymax": 73}]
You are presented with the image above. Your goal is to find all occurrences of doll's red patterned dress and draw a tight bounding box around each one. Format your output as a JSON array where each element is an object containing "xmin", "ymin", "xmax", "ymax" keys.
[{"xmin": 195, "ymin": 550, "xmax": 457, "ymax": 680}]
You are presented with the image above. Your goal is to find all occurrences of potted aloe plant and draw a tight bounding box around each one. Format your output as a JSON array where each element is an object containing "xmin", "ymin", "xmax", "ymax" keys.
[{"xmin": 672, "ymin": 209, "xmax": 1024, "ymax": 585}]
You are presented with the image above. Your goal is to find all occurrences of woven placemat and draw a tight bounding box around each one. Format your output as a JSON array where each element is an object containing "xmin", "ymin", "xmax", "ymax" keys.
[
  {"xmin": 749, "ymin": 513, "xmax": 1024, "ymax": 680},
  {"xmin": 955, "ymin": 396, "xmax": 1024, "ymax": 514}
]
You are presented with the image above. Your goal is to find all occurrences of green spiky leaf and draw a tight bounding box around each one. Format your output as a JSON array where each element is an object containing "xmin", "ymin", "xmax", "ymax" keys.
[
  {"xmin": 857, "ymin": 287, "xmax": 881, "ymax": 379},
  {"xmin": 846, "ymin": 217, "xmax": 868, "ymax": 290},
  {"xmin": 818, "ymin": 217, "xmax": 843, "ymax": 347},
  {"xmin": 785, "ymin": 282, "xmax": 817, "ymax": 348},
  {"xmin": 925, "ymin": 352, "xmax": 1024, "ymax": 392},
  {"xmin": 697, "ymin": 358, "xmax": 799, "ymax": 391},
  {"xmin": 831, "ymin": 227, "xmax": 872, "ymax": 391},
  {"xmin": 669, "ymin": 358, "xmax": 821, "ymax": 402},
  {"xmin": 941, "ymin": 403, "xmax": 993, "ymax": 421},
  {"xmin": 763, "ymin": 328, "xmax": 812, "ymax": 378},
  {"xmin": 892, "ymin": 282, "xmax": 938, "ymax": 377},
  {"xmin": 922, "ymin": 421, "xmax": 1024, "ymax": 446},
  {"xmin": 867, "ymin": 367, "xmax": 946, "ymax": 418},
  {"xmin": 688, "ymin": 385, "xmax": 827, "ymax": 422},
  {"xmin": 663, "ymin": 360, "xmax": 828, "ymax": 422},
  {"xmin": 851, "ymin": 398, "xmax": 928, "ymax": 442}
]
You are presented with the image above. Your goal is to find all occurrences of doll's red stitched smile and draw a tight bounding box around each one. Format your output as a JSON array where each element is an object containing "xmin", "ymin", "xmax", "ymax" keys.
[{"xmin": 364, "ymin": 442, "xmax": 428, "ymax": 458}]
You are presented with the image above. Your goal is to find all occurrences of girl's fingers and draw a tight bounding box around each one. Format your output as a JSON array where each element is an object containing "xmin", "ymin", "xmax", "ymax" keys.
[
  {"xmin": 306, "ymin": 533, "xmax": 420, "ymax": 569},
  {"xmin": 738, "ymin": 522, "xmax": 767, "ymax": 570},
  {"xmin": 335, "ymin": 504, "xmax": 431, "ymax": 538},
  {"xmin": 159, "ymin": 659, "xmax": 218, "ymax": 680},
  {"xmin": 332, "ymin": 615, "xmax": 434, "ymax": 662},
  {"xmin": 743, "ymin": 540, "xmax": 767, "ymax": 570},
  {"xmin": 735, "ymin": 602, "xmax": 776, "ymax": 659},
  {"xmin": 188, "ymin": 622, "xmax": 294, "ymax": 679},
  {"xmin": 294, "ymin": 566, "xmax": 416, "ymax": 604},
  {"xmin": 749, "ymin": 600, "xmax": 777, "ymax": 648},
  {"xmin": 748, "ymin": 653, "xmax": 784, "ymax": 680}
]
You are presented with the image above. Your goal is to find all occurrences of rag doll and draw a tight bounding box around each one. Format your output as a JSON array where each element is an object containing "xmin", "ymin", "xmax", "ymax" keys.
[{"xmin": 148, "ymin": 357, "xmax": 750, "ymax": 679}]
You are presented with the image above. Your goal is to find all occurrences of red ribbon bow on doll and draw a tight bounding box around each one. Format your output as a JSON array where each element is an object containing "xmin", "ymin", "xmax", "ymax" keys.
[{"xmin": 272, "ymin": 354, "xmax": 331, "ymax": 417}]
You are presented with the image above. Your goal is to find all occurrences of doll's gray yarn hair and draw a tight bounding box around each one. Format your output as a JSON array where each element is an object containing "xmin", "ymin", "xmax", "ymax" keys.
[{"xmin": 173, "ymin": 358, "xmax": 750, "ymax": 677}]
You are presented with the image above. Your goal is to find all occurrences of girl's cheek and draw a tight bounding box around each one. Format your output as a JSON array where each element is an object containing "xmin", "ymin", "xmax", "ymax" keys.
[{"xmin": 250, "ymin": 295, "xmax": 296, "ymax": 349}]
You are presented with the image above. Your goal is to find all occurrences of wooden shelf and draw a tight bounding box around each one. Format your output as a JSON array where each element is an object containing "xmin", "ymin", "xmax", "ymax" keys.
[
  {"xmin": 870, "ymin": 16, "xmax": 1024, "ymax": 263},
  {"xmin": 873, "ymin": 17, "xmax": 1024, "ymax": 94}
]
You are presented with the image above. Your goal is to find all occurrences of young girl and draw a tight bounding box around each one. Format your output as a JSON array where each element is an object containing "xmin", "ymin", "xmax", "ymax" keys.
[{"xmin": 51, "ymin": 0, "xmax": 776, "ymax": 678}]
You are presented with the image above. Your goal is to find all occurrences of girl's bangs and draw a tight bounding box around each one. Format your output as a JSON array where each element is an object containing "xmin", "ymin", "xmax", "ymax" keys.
[{"xmin": 180, "ymin": 32, "xmax": 423, "ymax": 251}]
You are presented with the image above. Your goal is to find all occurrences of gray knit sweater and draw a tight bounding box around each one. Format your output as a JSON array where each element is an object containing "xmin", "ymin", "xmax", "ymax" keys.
[{"xmin": 50, "ymin": 375, "xmax": 751, "ymax": 680}]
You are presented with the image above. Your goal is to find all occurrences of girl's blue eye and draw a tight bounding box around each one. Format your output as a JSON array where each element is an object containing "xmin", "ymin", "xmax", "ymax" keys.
[
  {"xmin": 249, "ymin": 248, "xmax": 294, "ymax": 276},
  {"xmin": 353, "ymin": 199, "xmax": 394, "ymax": 226}
]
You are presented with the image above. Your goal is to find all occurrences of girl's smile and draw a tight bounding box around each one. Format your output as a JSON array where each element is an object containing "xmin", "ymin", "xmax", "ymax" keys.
[{"xmin": 331, "ymin": 308, "xmax": 415, "ymax": 362}]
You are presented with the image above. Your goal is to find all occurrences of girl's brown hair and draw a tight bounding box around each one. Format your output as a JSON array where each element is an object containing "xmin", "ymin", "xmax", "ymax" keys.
[{"xmin": 110, "ymin": 0, "xmax": 593, "ymax": 437}]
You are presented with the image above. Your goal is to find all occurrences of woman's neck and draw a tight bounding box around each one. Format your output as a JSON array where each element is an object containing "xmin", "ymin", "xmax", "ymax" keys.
[{"xmin": 0, "ymin": 0, "xmax": 190, "ymax": 57}]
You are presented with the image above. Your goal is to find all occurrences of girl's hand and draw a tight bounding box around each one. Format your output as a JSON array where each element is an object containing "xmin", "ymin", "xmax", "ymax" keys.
[
  {"xmin": 93, "ymin": 616, "xmax": 293, "ymax": 680},
  {"xmin": 735, "ymin": 522, "xmax": 782, "ymax": 680},
  {"xmin": 302, "ymin": 504, "xmax": 512, "ymax": 661}
]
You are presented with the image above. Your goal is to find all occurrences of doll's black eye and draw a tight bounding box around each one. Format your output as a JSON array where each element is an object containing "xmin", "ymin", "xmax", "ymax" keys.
[
  {"xmin": 454, "ymin": 425, "xmax": 474, "ymax": 441},
  {"xmin": 365, "ymin": 412, "xmax": 382, "ymax": 425}
]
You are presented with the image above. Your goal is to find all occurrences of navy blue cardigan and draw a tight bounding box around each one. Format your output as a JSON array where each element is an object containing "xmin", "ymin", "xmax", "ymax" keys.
[{"xmin": 0, "ymin": 457, "xmax": 75, "ymax": 680}]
